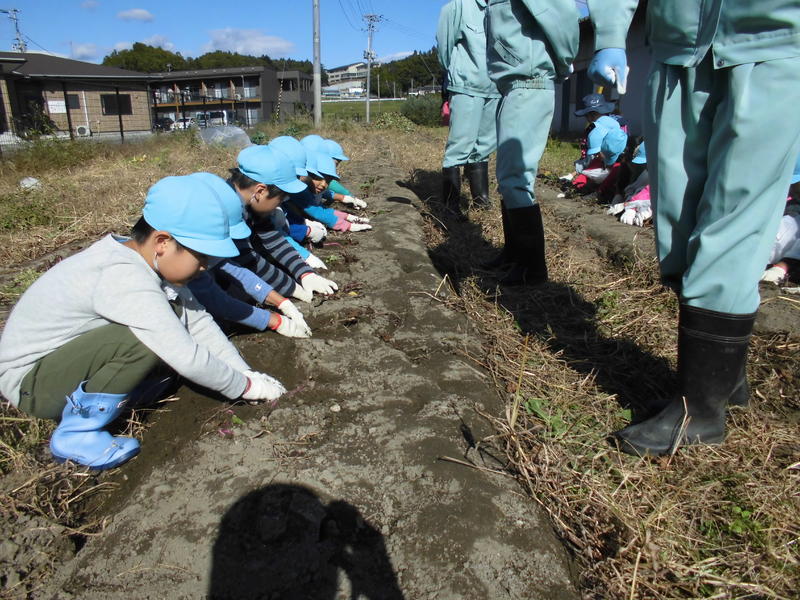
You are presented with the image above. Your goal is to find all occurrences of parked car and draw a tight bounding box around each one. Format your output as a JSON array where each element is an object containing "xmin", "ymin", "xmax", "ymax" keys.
[
  {"xmin": 173, "ymin": 117, "xmax": 197, "ymax": 130},
  {"xmin": 195, "ymin": 114, "xmax": 209, "ymax": 128},
  {"xmin": 153, "ymin": 117, "xmax": 174, "ymax": 132},
  {"xmin": 207, "ymin": 111, "xmax": 228, "ymax": 127}
]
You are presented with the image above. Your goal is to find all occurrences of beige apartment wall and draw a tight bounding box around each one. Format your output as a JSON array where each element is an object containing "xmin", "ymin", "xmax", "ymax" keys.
[{"xmin": 42, "ymin": 83, "xmax": 151, "ymax": 135}]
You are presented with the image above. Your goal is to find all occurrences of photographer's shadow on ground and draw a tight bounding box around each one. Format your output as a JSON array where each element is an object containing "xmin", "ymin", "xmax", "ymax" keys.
[{"xmin": 209, "ymin": 484, "xmax": 405, "ymax": 600}]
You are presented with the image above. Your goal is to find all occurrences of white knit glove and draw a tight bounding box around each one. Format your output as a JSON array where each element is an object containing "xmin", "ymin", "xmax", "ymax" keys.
[
  {"xmin": 305, "ymin": 219, "xmax": 327, "ymax": 243},
  {"xmin": 341, "ymin": 195, "xmax": 367, "ymax": 209},
  {"xmin": 301, "ymin": 272, "xmax": 339, "ymax": 295},
  {"xmin": 291, "ymin": 283, "xmax": 313, "ymax": 303},
  {"xmin": 633, "ymin": 206, "xmax": 652, "ymax": 227},
  {"xmin": 272, "ymin": 314, "xmax": 311, "ymax": 338},
  {"xmin": 761, "ymin": 265, "xmax": 788, "ymax": 284},
  {"xmin": 349, "ymin": 223, "xmax": 372, "ymax": 232},
  {"xmin": 277, "ymin": 298, "xmax": 305, "ymax": 322},
  {"xmin": 559, "ymin": 173, "xmax": 574, "ymax": 182},
  {"xmin": 607, "ymin": 202, "xmax": 625, "ymax": 216},
  {"xmin": 620, "ymin": 208, "xmax": 637, "ymax": 225},
  {"xmin": 242, "ymin": 370, "xmax": 286, "ymax": 403},
  {"xmin": 344, "ymin": 214, "xmax": 370, "ymax": 224},
  {"xmin": 305, "ymin": 253, "xmax": 328, "ymax": 270}
]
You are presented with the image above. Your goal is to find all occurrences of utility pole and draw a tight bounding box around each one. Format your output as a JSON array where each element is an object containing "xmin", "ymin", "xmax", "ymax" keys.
[
  {"xmin": 363, "ymin": 14, "xmax": 381, "ymax": 124},
  {"xmin": 312, "ymin": 0, "xmax": 322, "ymax": 127},
  {"xmin": 377, "ymin": 70, "xmax": 380, "ymax": 103},
  {"xmin": 0, "ymin": 9, "xmax": 27, "ymax": 52}
]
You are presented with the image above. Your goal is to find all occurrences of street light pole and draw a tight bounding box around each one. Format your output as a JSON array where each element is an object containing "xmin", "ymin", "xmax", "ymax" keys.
[{"xmin": 312, "ymin": 0, "xmax": 322, "ymax": 127}]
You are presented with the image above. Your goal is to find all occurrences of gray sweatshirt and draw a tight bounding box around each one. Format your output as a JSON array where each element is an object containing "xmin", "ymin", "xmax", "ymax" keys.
[{"xmin": 0, "ymin": 235, "xmax": 249, "ymax": 406}]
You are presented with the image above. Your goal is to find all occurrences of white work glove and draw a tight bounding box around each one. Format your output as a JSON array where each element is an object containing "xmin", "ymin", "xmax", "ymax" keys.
[
  {"xmin": 301, "ymin": 272, "xmax": 339, "ymax": 295},
  {"xmin": 305, "ymin": 219, "xmax": 327, "ymax": 243},
  {"xmin": 349, "ymin": 223, "xmax": 372, "ymax": 232},
  {"xmin": 305, "ymin": 252, "xmax": 328, "ymax": 270},
  {"xmin": 607, "ymin": 202, "xmax": 625, "ymax": 216},
  {"xmin": 272, "ymin": 314, "xmax": 312, "ymax": 338},
  {"xmin": 291, "ymin": 283, "xmax": 313, "ymax": 303},
  {"xmin": 241, "ymin": 370, "xmax": 286, "ymax": 403},
  {"xmin": 634, "ymin": 207, "xmax": 652, "ymax": 227},
  {"xmin": 341, "ymin": 195, "xmax": 368, "ymax": 209},
  {"xmin": 558, "ymin": 173, "xmax": 574, "ymax": 182},
  {"xmin": 761, "ymin": 265, "xmax": 788, "ymax": 284},
  {"xmin": 345, "ymin": 214, "xmax": 370, "ymax": 224},
  {"xmin": 277, "ymin": 298, "xmax": 305, "ymax": 322},
  {"xmin": 620, "ymin": 208, "xmax": 637, "ymax": 226}
]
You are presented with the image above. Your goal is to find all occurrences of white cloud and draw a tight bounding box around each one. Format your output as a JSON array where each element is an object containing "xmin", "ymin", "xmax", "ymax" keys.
[
  {"xmin": 113, "ymin": 41, "xmax": 133, "ymax": 51},
  {"xmin": 117, "ymin": 8, "xmax": 154, "ymax": 22},
  {"xmin": 142, "ymin": 34, "xmax": 175, "ymax": 51},
  {"xmin": 378, "ymin": 51, "xmax": 413, "ymax": 63},
  {"xmin": 71, "ymin": 43, "xmax": 99, "ymax": 61},
  {"xmin": 81, "ymin": 0, "xmax": 99, "ymax": 9},
  {"xmin": 203, "ymin": 28, "xmax": 294, "ymax": 57}
]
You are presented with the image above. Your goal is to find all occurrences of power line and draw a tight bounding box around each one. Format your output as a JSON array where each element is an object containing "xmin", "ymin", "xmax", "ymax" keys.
[{"xmin": 337, "ymin": 0, "xmax": 359, "ymax": 31}]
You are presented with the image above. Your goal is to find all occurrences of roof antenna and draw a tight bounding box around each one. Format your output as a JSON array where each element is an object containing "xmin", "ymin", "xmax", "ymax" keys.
[{"xmin": 0, "ymin": 8, "xmax": 27, "ymax": 53}]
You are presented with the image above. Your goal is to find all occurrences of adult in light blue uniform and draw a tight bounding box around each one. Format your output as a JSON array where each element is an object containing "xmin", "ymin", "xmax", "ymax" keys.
[
  {"xmin": 437, "ymin": 0, "xmax": 501, "ymax": 213},
  {"xmin": 587, "ymin": 0, "xmax": 800, "ymax": 456},
  {"xmin": 484, "ymin": 0, "xmax": 579, "ymax": 284}
]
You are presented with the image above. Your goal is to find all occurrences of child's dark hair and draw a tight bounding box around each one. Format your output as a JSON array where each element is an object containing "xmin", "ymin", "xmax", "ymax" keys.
[
  {"xmin": 228, "ymin": 168, "xmax": 285, "ymax": 197},
  {"xmin": 130, "ymin": 216, "xmax": 185, "ymax": 250}
]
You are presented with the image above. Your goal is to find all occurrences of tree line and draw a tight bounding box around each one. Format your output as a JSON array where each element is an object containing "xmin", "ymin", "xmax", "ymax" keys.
[
  {"xmin": 371, "ymin": 47, "xmax": 444, "ymax": 96},
  {"xmin": 102, "ymin": 43, "xmax": 326, "ymax": 83}
]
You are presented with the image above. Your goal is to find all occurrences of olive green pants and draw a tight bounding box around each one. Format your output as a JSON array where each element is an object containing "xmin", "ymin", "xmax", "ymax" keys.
[{"xmin": 18, "ymin": 323, "xmax": 160, "ymax": 420}]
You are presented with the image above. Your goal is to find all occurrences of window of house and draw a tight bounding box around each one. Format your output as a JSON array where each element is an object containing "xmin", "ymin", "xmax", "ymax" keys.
[
  {"xmin": 100, "ymin": 94, "xmax": 133, "ymax": 116},
  {"xmin": 66, "ymin": 94, "xmax": 80, "ymax": 110}
]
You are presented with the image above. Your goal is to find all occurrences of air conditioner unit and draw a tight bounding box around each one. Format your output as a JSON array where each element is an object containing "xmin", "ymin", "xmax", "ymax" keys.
[{"xmin": 75, "ymin": 125, "xmax": 91, "ymax": 137}]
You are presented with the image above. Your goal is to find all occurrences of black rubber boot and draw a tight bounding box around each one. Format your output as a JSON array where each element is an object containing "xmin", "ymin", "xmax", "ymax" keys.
[
  {"xmin": 613, "ymin": 305, "xmax": 755, "ymax": 456},
  {"xmin": 464, "ymin": 161, "xmax": 491, "ymax": 210},
  {"xmin": 441, "ymin": 167, "xmax": 465, "ymax": 218},
  {"xmin": 481, "ymin": 201, "xmax": 513, "ymax": 269},
  {"xmin": 498, "ymin": 204, "xmax": 548, "ymax": 286}
]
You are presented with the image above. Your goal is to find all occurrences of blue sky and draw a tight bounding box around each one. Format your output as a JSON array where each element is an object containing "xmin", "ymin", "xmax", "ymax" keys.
[{"xmin": 6, "ymin": 1, "xmax": 589, "ymax": 69}]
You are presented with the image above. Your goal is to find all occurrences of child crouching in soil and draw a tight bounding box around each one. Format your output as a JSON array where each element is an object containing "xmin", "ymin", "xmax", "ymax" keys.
[{"xmin": 0, "ymin": 175, "xmax": 286, "ymax": 470}]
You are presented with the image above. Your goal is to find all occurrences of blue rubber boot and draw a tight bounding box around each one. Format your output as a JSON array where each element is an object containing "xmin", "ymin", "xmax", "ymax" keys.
[{"xmin": 50, "ymin": 382, "xmax": 140, "ymax": 470}]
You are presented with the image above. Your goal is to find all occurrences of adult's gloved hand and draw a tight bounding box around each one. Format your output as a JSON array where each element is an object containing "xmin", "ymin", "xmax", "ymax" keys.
[
  {"xmin": 349, "ymin": 223, "xmax": 373, "ymax": 232},
  {"xmin": 588, "ymin": 48, "xmax": 629, "ymax": 94},
  {"xmin": 305, "ymin": 253, "xmax": 328, "ymax": 270},
  {"xmin": 620, "ymin": 207, "xmax": 637, "ymax": 225},
  {"xmin": 761, "ymin": 265, "xmax": 788, "ymax": 284},
  {"xmin": 341, "ymin": 195, "xmax": 368, "ymax": 209},
  {"xmin": 291, "ymin": 282, "xmax": 313, "ymax": 303},
  {"xmin": 271, "ymin": 314, "xmax": 312, "ymax": 338},
  {"xmin": 242, "ymin": 370, "xmax": 286, "ymax": 404},
  {"xmin": 305, "ymin": 219, "xmax": 327, "ymax": 243},
  {"xmin": 301, "ymin": 272, "xmax": 339, "ymax": 295}
]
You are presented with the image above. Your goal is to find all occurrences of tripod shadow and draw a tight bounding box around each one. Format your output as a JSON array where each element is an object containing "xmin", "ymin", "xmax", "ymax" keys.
[
  {"xmin": 209, "ymin": 484, "xmax": 405, "ymax": 600},
  {"xmin": 400, "ymin": 155, "xmax": 674, "ymax": 419}
]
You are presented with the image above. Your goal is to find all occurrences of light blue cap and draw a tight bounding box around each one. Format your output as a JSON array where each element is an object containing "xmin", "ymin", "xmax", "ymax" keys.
[
  {"xmin": 268, "ymin": 136, "xmax": 308, "ymax": 177},
  {"xmin": 143, "ymin": 175, "xmax": 238, "ymax": 258},
  {"xmin": 322, "ymin": 138, "xmax": 349, "ymax": 161},
  {"xmin": 237, "ymin": 145, "xmax": 307, "ymax": 194},
  {"xmin": 187, "ymin": 172, "xmax": 250, "ymax": 240},
  {"xmin": 632, "ymin": 141, "xmax": 647, "ymax": 165},
  {"xmin": 308, "ymin": 151, "xmax": 339, "ymax": 180},
  {"xmin": 300, "ymin": 134, "xmax": 325, "ymax": 152}
]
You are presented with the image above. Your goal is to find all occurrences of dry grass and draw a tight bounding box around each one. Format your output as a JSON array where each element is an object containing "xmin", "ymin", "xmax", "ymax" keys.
[
  {"xmin": 414, "ymin": 167, "xmax": 800, "ymax": 597},
  {"xmin": 0, "ymin": 122, "xmax": 797, "ymax": 599}
]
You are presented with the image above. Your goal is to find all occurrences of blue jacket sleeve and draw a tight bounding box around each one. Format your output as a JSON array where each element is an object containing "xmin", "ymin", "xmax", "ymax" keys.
[
  {"xmin": 285, "ymin": 235, "xmax": 310, "ymax": 259},
  {"xmin": 328, "ymin": 179, "xmax": 351, "ymax": 197},
  {"xmin": 215, "ymin": 260, "xmax": 272, "ymax": 304},
  {"xmin": 289, "ymin": 223, "xmax": 308, "ymax": 242},
  {"xmin": 188, "ymin": 272, "xmax": 272, "ymax": 332}
]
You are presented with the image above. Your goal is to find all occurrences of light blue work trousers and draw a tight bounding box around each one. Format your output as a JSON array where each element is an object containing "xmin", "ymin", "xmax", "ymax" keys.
[
  {"xmin": 443, "ymin": 92, "xmax": 500, "ymax": 168},
  {"xmin": 495, "ymin": 86, "xmax": 554, "ymax": 209},
  {"xmin": 645, "ymin": 53, "xmax": 800, "ymax": 313}
]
